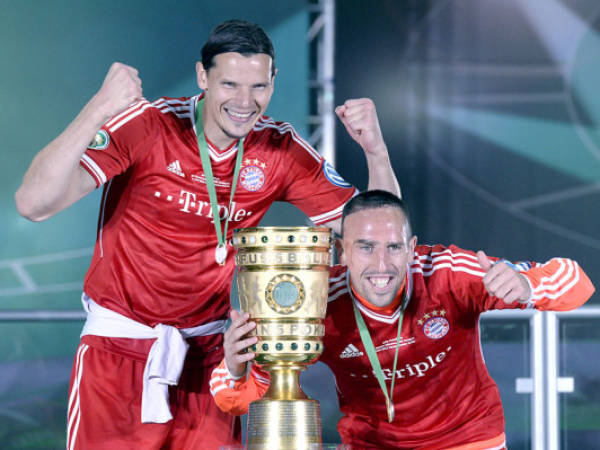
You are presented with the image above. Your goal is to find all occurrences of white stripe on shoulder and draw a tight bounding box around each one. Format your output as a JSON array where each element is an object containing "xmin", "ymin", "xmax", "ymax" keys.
[
  {"xmin": 328, "ymin": 270, "xmax": 349, "ymax": 300},
  {"xmin": 417, "ymin": 255, "xmax": 483, "ymax": 271},
  {"xmin": 253, "ymin": 119, "xmax": 322, "ymax": 162},
  {"xmin": 105, "ymin": 100, "xmax": 148, "ymax": 128},
  {"xmin": 158, "ymin": 97, "xmax": 194, "ymax": 120},
  {"xmin": 329, "ymin": 273, "xmax": 347, "ymax": 284},
  {"xmin": 108, "ymin": 100, "xmax": 158, "ymax": 133},
  {"xmin": 163, "ymin": 98, "xmax": 191, "ymax": 106},
  {"xmin": 256, "ymin": 116, "xmax": 275, "ymax": 125},
  {"xmin": 415, "ymin": 248, "xmax": 480, "ymax": 266},
  {"xmin": 328, "ymin": 287, "xmax": 349, "ymax": 303},
  {"xmin": 410, "ymin": 263, "xmax": 486, "ymax": 278},
  {"xmin": 310, "ymin": 201, "xmax": 349, "ymax": 225},
  {"xmin": 107, "ymin": 97, "xmax": 185, "ymax": 133},
  {"xmin": 411, "ymin": 248, "xmax": 486, "ymax": 277},
  {"xmin": 329, "ymin": 284, "xmax": 347, "ymax": 301},
  {"xmin": 329, "ymin": 279, "xmax": 346, "ymax": 293}
]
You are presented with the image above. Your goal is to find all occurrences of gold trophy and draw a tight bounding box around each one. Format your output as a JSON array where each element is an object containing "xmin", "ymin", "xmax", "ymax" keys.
[{"xmin": 233, "ymin": 227, "xmax": 332, "ymax": 450}]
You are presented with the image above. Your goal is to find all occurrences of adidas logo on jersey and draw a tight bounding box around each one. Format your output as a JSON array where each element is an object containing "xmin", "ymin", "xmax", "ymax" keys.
[
  {"xmin": 340, "ymin": 343, "xmax": 363, "ymax": 359},
  {"xmin": 167, "ymin": 160, "xmax": 185, "ymax": 177}
]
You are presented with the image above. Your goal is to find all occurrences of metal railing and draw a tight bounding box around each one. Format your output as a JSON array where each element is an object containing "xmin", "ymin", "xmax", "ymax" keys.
[{"xmin": 482, "ymin": 306, "xmax": 600, "ymax": 450}]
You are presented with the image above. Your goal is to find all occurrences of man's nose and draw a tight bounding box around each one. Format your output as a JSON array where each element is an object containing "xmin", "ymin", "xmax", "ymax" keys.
[
  {"xmin": 235, "ymin": 87, "xmax": 251, "ymax": 107},
  {"xmin": 376, "ymin": 248, "xmax": 391, "ymax": 270}
]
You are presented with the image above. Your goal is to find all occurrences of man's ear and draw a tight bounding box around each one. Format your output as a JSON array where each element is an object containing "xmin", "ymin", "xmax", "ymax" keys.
[
  {"xmin": 409, "ymin": 235, "xmax": 417, "ymax": 254},
  {"xmin": 196, "ymin": 62, "xmax": 208, "ymax": 90}
]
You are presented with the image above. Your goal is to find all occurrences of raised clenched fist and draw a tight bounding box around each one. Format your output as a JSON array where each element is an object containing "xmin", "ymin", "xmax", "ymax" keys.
[
  {"xmin": 335, "ymin": 98, "xmax": 385, "ymax": 156},
  {"xmin": 93, "ymin": 62, "xmax": 143, "ymax": 121}
]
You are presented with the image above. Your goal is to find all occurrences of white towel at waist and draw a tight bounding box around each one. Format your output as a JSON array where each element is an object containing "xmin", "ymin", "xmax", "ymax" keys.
[{"xmin": 80, "ymin": 293, "xmax": 227, "ymax": 424}]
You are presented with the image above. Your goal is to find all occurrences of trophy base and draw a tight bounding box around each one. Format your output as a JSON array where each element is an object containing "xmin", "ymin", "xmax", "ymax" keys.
[{"xmin": 246, "ymin": 399, "xmax": 322, "ymax": 450}]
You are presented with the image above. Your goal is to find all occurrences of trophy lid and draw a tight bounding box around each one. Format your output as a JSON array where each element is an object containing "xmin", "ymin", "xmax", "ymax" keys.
[{"xmin": 232, "ymin": 226, "xmax": 332, "ymax": 249}]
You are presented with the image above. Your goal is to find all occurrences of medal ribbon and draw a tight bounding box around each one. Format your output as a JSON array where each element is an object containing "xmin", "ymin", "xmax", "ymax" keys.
[
  {"xmin": 195, "ymin": 98, "xmax": 244, "ymax": 262},
  {"xmin": 351, "ymin": 286, "xmax": 406, "ymax": 423}
]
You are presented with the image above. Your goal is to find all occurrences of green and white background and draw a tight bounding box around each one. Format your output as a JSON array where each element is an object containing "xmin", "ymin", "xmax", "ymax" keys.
[{"xmin": 1, "ymin": 0, "xmax": 599, "ymax": 448}]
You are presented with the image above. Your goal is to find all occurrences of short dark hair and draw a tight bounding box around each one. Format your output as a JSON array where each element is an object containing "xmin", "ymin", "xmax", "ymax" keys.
[
  {"xmin": 201, "ymin": 19, "xmax": 276, "ymax": 76},
  {"xmin": 341, "ymin": 190, "xmax": 412, "ymax": 237}
]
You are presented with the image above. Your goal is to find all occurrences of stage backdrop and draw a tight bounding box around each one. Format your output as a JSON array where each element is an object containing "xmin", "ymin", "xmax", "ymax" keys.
[{"xmin": 335, "ymin": 1, "xmax": 600, "ymax": 448}]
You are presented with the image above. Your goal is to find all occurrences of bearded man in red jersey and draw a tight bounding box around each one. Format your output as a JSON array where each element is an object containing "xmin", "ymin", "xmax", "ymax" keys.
[
  {"xmin": 15, "ymin": 19, "xmax": 399, "ymax": 449},
  {"xmin": 211, "ymin": 189, "xmax": 595, "ymax": 450}
]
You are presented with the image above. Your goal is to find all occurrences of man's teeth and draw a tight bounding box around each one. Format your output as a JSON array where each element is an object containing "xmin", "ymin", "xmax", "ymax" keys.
[
  {"xmin": 228, "ymin": 110, "xmax": 252, "ymax": 119},
  {"xmin": 369, "ymin": 277, "xmax": 391, "ymax": 288}
]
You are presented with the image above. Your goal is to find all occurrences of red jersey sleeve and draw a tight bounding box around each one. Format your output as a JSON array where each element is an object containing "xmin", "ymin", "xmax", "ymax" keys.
[
  {"xmin": 209, "ymin": 360, "xmax": 270, "ymax": 415},
  {"xmin": 425, "ymin": 245, "xmax": 594, "ymax": 313},
  {"xmin": 475, "ymin": 256, "xmax": 595, "ymax": 312},
  {"xmin": 79, "ymin": 99, "xmax": 156, "ymax": 187},
  {"xmin": 522, "ymin": 258, "xmax": 595, "ymax": 311},
  {"xmin": 272, "ymin": 124, "xmax": 357, "ymax": 225}
]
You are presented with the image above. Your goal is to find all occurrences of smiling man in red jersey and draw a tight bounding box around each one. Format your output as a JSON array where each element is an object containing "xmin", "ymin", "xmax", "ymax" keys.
[
  {"xmin": 197, "ymin": 51, "xmax": 274, "ymax": 147},
  {"xmin": 15, "ymin": 19, "xmax": 399, "ymax": 450},
  {"xmin": 211, "ymin": 190, "xmax": 595, "ymax": 450}
]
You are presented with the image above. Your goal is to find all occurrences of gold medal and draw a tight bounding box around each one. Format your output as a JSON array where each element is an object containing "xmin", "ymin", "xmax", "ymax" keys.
[
  {"xmin": 215, "ymin": 243, "xmax": 227, "ymax": 265},
  {"xmin": 386, "ymin": 396, "xmax": 395, "ymax": 423}
]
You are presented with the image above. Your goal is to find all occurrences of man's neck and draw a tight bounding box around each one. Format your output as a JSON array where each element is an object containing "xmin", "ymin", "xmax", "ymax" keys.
[
  {"xmin": 203, "ymin": 131, "xmax": 237, "ymax": 153},
  {"xmin": 350, "ymin": 280, "xmax": 405, "ymax": 314}
]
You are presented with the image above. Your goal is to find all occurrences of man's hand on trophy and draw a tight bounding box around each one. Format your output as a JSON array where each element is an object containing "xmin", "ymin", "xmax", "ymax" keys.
[{"xmin": 224, "ymin": 309, "xmax": 258, "ymax": 378}]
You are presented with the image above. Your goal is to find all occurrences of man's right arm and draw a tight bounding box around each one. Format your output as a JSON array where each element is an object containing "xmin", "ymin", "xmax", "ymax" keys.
[
  {"xmin": 210, "ymin": 310, "xmax": 269, "ymax": 415},
  {"xmin": 476, "ymin": 250, "xmax": 595, "ymax": 311},
  {"xmin": 15, "ymin": 63, "xmax": 142, "ymax": 221},
  {"xmin": 209, "ymin": 359, "xmax": 270, "ymax": 415}
]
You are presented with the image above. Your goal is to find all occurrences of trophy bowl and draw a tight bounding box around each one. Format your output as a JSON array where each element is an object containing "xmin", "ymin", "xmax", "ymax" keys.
[{"xmin": 233, "ymin": 226, "xmax": 332, "ymax": 450}]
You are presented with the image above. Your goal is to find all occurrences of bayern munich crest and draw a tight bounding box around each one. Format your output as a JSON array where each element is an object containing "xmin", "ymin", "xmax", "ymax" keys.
[
  {"xmin": 423, "ymin": 317, "xmax": 450, "ymax": 339},
  {"xmin": 240, "ymin": 165, "xmax": 265, "ymax": 191}
]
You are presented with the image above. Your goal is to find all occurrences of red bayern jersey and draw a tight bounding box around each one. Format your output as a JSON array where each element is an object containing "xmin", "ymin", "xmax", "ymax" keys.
[
  {"xmin": 79, "ymin": 94, "xmax": 356, "ymax": 328},
  {"xmin": 323, "ymin": 245, "xmax": 593, "ymax": 448},
  {"xmin": 210, "ymin": 244, "xmax": 594, "ymax": 449}
]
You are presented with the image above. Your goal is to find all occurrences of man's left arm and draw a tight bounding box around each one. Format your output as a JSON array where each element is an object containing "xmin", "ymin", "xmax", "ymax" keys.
[
  {"xmin": 477, "ymin": 250, "xmax": 595, "ymax": 311},
  {"xmin": 324, "ymin": 98, "xmax": 401, "ymax": 235}
]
